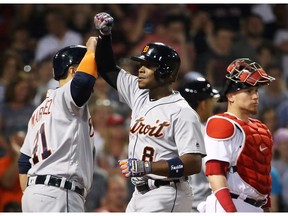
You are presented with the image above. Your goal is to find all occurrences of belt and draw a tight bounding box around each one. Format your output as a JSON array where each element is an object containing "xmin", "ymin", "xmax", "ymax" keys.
[
  {"xmin": 230, "ymin": 193, "xmax": 266, "ymax": 207},
  {"xmin": 27, "ymin": 175, "xmax": 84, "ymax": 196},
  {"xmin": 136, "ymin": 177, "xmax": 188, "ymax": 193}
]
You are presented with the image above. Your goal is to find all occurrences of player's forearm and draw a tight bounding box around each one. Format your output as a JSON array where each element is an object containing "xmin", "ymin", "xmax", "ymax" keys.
[
  {"xmin": 208, "ymin": 175, "xmax": 237, "ymax": 212},
  {"xmin": 96, "ymin": 35, "xmax": 120, "ymax": 89},
  {"xmin": 149, "ymin": 154, "xmax": 201, "ymax": 176},
  {"xmin": 19, "ymin": 174, "xmax": 28, "ymax": 192},
  {"xmin": 208, "ymin": 174, "xmax": 228, "ymax": 192}
]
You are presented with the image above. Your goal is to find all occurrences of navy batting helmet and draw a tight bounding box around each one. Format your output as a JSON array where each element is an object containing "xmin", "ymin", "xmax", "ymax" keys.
[
  {"xmin": 179, "ymin": 77, "xmax": 220, "ymax": 109},
  {"xmin": 131, "ymin": 42, "xmax": 180, "ymax": 83},
  {"xmin": 218, "ymin": 58, "xmax": 275, "ymax": 102},
  {"xmin": 53, "ymin": 45, "xmax": 87, "ymax": 81}
]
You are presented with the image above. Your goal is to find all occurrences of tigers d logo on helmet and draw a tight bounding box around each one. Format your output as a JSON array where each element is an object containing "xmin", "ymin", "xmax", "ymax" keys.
[{"xmin": 143, "ymin": 45, "xmax": 149, "ymax": 53}]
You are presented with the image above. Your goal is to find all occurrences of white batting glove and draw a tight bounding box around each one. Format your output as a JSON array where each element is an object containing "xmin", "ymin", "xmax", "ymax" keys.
[
  {"xmin": 94, "ymin": 12, "xmax": 114, "ymax": 35},
  {"xmin": 118, "ymin": 158, "xmax": 152, "ymax": 177},
  {"xmin": 131, "ymin": 176, "xmax": 148, "ymax": 187}
]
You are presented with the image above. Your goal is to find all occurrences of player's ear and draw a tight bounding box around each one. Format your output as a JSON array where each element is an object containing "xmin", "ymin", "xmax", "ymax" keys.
[{"xmin": 68, "ymin": 65, "xmax": 77, "ymax": 76}]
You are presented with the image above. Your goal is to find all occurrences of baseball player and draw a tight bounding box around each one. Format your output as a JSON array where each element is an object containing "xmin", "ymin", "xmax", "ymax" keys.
[
  {"xmin": 17, "ymin": 36, "xmax": 98, "ymax": 212},
  {"xmin": 94, "ymin": 12, "xmax": 206, "ymax": 212},
  {"xmin": 198, "ymin": 58, "xmax": 275, "ymax": 212},
  {"xmin": 179, "ymin": 77, "xmax": 220, "ymax": 212}
]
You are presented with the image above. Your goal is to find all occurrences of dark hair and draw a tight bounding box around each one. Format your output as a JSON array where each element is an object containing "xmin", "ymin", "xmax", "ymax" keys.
[
  {"xmin": 213, "ymin": 23, "xmax": 234, "ymax": 36},
  {"xmin": 163, "ymin": 14, "xmax": 191, "ymax": 37},
  {"xmin": 4, "ymin": 74, "xmax": 35, "ymax": 103},
  {"xmin": 0, "ymin": 50, "xmax": 23, "ymax": 77}
]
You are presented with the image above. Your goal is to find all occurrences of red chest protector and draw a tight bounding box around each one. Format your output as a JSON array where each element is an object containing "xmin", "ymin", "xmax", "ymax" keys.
[{"xmin": 218, "ymin": 113, "xmax": 272, "ymax": 195}]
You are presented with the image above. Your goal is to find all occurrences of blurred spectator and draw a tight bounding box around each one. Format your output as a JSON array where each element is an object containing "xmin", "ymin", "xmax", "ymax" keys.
[
  {"xmin": 8, "ymin": 22, "xmax": 35, "ymax": 66},
  {"xmin": 85, "ymin": 113, "xmax": 129, "ymax": 211},
  {"xmin": 34, "ymin": 9, "xmax": 83, "ymax": 63},
  {"xmin": 85, "ymin": 169, "xmax": 108, "ymax": 212},
  {"xmin": 196, "ymin": 4, "xmax": 251, "ymax": 32},
  {"xmin": 230, "ymin": 14, "xmax": 272, "ymax": 61},
  {"xmin": 272, "ymin": 128, "xmax": 288, "ymax": 211},
  {"xmin": 189, "ymin": 10, "xmax": 213, "ymax": 57},
  {"xmin": 89, "ymin": 98, "xmax": 113, "ymax": 165},
  {"xmin": 68, "ymin": 5, "xmax": 94, "ymax": 36},
  {"xmin": 258, "ymin": 65, "xmax": 288, "ymax": 115},
  {"xmin": 95, "ymin": 174, "xmax": 128, "ymax": 212},
  {"xmin": 258, "ymin": 108, "xmax": 278, "ymax": 135},
  {"xmin": 270, "ymin": 166, "xmax": 282, "ymax": 212},
  {"xmin": 281, "ymin": 169, "xmax": 288, "ymax": 211},
  {"xmin": 273, "ymin": 128, "xmax": 288, "ymax": 178},
  {"xmin": 255, "ymin": 42, "xmax": 281, "ymax": 71},
  {"xmin": 0, "ymin": 74, "xmax": 36, "ymax": 140},
  {"xmin": 0, "ymin": 50, "xmax": 24, "ymax": 104},
  {"xmin": 0, "ymin": 133, "xmax": 22, "ymax": 212},
  {"xmin": 97, "ymin": 114, "xmax": 128, "ymax": 176},
  {"xmin": 273, "ymin": 28, "xmax": 288, "ymax": 84},
  {"xmin": 273, "ymin": 5, "xmax": 288, "ymax": 30},
  {"xmin": 250, "ymin": 4, "xmax": 278, "ymax": 40},
  {"xmin": 276, "ymin": 99, "xmax": 288, "ymax": 128},
  {"xmin": 0, "ymin": 5, "xmax": 14, "ymax": 50},
  {"xmin": 32, "ymin": 55, "xmax": 58, "ymax": 106},
  {"xmin": 197, "ymin": 23, "xmax": 235, "ymax": 89}
]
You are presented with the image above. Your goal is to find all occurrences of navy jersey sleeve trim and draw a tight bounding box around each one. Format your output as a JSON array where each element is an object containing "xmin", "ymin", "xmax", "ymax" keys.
[
  {"xmin": 18, "ymin": 153, "xmax": 31, "ymax": 174},
  {"xmin": 95, "ymin": 35, "xmax": 120, "ymax": 90},
  {"xmin": 71, "ymin": 72, "xmax": 96, "ymax": 107}
]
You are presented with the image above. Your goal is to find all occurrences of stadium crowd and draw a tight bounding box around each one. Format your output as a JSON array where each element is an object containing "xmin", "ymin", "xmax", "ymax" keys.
[{"xmin": 0, "ymin": 4, "xmax": 288, "ymax": 212}]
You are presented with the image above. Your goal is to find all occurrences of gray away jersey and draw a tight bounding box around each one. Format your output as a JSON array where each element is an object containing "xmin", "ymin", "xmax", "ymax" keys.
[
  {"xmin": 117, "ymin": 70, "xmax": 206, "ymax": 180},
  {"xmin": 20, "ymin": 80, "xmax": 95, "ymax": 191}
]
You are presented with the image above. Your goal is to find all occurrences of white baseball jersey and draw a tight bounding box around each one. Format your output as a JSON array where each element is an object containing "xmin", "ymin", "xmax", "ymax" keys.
[
  {"xmin": 117, "ymin": 70, "xmax": 206, "ymax": 180},
  {"xmin": 198, "ymin": 113, "xmax": 270, "ymax": 212},
  {"xmin": 20, "ymin": 80, "xmax": 95, "ymax": 191}
]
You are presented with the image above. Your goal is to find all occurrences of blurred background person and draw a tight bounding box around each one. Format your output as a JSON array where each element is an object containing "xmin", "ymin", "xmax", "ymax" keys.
[
  {"xmin": 34, "ymin": 9, "xmax": 83, "ymax": 63},
  {"xmin": 258, "ymin": 65, "xmax": 288, "ymax": 116},
  {"xmin": 0, "ymin": 133, "xmax": 22, "ymax": 212},
  {"xmin": 197, "ymin": 24, "xmax": 235, "ymax": 89},
  {"xmin": 95, "ymin": 174, "xmax": 128, "ymax": 212},
  {"xmin": 0, "ymin": 74, "xmax": 36, "ymax": 140},
  {"xmin": 0, "ymin": 50, "xmax": 24, "ymax": 104},
  {"xmin": 272, "ymin": 128, "xmax": 288, "ymax": 211}
]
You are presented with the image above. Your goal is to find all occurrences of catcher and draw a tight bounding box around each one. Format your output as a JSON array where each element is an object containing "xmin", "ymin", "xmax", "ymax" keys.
[{"xmin": 198, "ymin": 58, "xmax": 275, "ymax": 212}]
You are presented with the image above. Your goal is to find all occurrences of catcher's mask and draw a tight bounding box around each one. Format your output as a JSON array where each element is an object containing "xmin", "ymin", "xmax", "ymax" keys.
[
  {"xmin": 53, "ymin": 45, "xmax": 87, "ymax": 81},
  {"xmin": 131, "ymin": 42, "xmax": 181, "ymax": 84},
  {"xmin": 218, "ymin": 58, "xmax": 275, "ymax": 102}
]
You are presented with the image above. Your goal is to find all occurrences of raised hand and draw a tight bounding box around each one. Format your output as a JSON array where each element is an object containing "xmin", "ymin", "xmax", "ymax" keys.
[{"xmin": 94, "ymin": 12, "xmax": 114, "ymax": 35}]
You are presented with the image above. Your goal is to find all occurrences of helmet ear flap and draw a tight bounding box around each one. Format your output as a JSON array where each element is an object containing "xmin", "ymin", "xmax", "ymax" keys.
[{"xmin": 154, "ymin": 68, "xmax": 173, "ymax": 84}]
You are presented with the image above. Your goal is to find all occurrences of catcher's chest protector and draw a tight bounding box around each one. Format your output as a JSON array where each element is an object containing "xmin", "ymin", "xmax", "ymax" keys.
[{"xmin": 220, "ymin": 113, "xmax": 272, "ymax": 194}]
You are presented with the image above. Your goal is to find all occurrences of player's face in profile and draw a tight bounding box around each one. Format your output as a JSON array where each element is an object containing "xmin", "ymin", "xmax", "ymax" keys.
[
  {"xmin": 137, "ymin": 64, "xmax": 158, "ymax": 89},
  {"xmin": 231, "ymin": 86, "xmax": 259, "ymax": 115}
]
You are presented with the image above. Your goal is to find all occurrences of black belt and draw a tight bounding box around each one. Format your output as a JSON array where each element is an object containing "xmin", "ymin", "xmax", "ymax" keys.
[
  {"xmin": 230, "ymin": 193, "xmax": 266, "ymax": 207},
  {"xmin": 27, "ymin": 175, "xmax": 84, "ymax": 196},
  {"xmin": 136, "ymin": 177, "xmax": 188, "ymax": 193}
]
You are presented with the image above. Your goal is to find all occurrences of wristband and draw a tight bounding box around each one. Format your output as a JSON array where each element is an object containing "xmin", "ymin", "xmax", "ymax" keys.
[
  {"xmin": 167, "ymin": 157, "xmax": 184, "ymax": 178},
  {"xmin": 144, "ymin": 161, "xmax": 152, "ymax": 174}
]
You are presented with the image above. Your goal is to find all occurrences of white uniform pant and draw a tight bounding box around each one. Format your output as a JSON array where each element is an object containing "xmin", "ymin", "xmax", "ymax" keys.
[
  {"xmin": 126, "ymin": 180, "xmax": 192, "ymax": 212},
  {"xmin": 197, "ymin": 194, "xmax": 264, "ymax": 212},
  {"xmin": 22, "ymin": 184, "xmax": 85, "ymax": 212}
]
